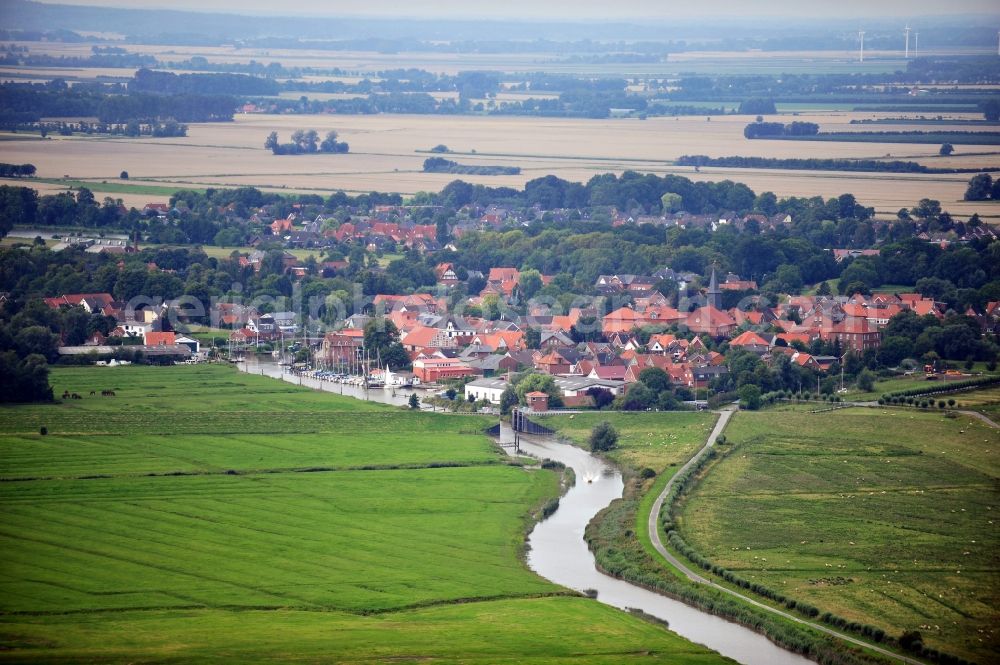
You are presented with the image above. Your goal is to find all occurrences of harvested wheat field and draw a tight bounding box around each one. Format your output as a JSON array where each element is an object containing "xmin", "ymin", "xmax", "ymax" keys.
[{"xmin": 4, "ymin": 113, "xmax": 998, "ymax": 218}]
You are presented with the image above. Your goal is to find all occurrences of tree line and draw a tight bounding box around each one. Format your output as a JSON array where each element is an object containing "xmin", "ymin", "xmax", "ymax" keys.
[
  {"xmin": 677, "ymin": 155, "xmax": 996, "ymax": 175},
  {"xmin": 130, "ymin": 68, "xmax": 279, "ymax": 96},
  {"xmin": 0, "ymin": 119, "xmax": 190, "ymax": 138},
  {"xmin": 743, "ymin": 121, "xmax": 819, "ymax": 139},
  {"xmin": 0, "ymin": 163, "xmax": 36, "ymax": 177},
  {"xmin": 1, "ymin": 173, "xmax": 995, "ymax": 313},
  {"xmin": 0, "ymin": 81, "xmax": 236, "ymax": 124},
  {"xmin": 264, "ymin": 130, "xmax": 349, "ymax": 155}
]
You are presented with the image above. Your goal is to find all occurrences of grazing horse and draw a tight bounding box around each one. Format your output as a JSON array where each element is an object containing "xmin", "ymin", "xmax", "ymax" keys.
[
  {"xmin": 90, "ymin": 390, "xmax": 96, "ymax": 396},
  {"xmin": 62, "ymin": 391, "xmax": 70, "ymax": 399},
  {"xmin": 101, "ymin": 390, "xmax": 116, "ymax": 397},
  {"xmin": 71, "ymin": 393, "xmax": 82, "ymax": 399}
]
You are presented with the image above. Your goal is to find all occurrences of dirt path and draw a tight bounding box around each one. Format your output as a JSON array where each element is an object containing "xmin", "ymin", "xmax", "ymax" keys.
[{"xmin": 958, "ymin": 409, "xmax": 999, "ymax": 428}]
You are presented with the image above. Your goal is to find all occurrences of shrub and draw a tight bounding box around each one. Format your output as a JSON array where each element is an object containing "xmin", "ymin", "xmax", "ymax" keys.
[
  {"xmin": 39, "ymin": 426, "xmax": 47, "ymax": 435},
  {"xmin": 540, "ymin": 498, "xmax": 560, "ymax": 519},
  {"xmin": 738, "ymin": 384, "xmax": 762, "ymax": 410},
  {"xmin": 589, "ymin": 421, "xmax": 619, "ymax": 452},
  {"xmin": 899, "ymin": 630, "xmax": 924, "ymax": 652},
  {"xmin": 857, "ymin": 368, "xmax": 876, "ymax": 392},
  {"xmin": 640, "ymin": 467, "xmax": 656, "ymax": 479}
]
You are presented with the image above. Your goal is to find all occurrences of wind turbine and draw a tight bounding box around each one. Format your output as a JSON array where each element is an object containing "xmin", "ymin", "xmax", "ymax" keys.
[
  {"xmin": 858, "ymin": 30, "xmax": 865, "ymax": 63},
  {"xmin": 904, "ymin": 24, "xmax": 911, "ymax": 59}
]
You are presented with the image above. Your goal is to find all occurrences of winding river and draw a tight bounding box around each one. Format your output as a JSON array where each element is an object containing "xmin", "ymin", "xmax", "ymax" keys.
[
  {"xmin": 237, "ymin": 359, "xmax": 807, "ymax": 664},
  {"xmin": 508, "ymin": 426, "xmax": 810, "ymax": 665}
]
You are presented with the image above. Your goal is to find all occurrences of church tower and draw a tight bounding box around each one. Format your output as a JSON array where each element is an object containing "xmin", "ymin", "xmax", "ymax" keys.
[{"xmin": 707, "ymin": 267, "xmax": 722, "ymax": 310}]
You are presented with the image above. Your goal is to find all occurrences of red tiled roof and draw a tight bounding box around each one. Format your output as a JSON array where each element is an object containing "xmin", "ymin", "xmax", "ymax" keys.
[
  {"xmin": 144, "ymin": 332, "xmax": 176, "ymax": 346},
  {"xmin": 730, "ymin": 331, "xmax": 770, "ymax": 347}
]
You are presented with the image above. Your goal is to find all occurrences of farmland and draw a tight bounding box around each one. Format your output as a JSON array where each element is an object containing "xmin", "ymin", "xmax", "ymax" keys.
[
  {"xmin": 676, "ymin": 407, "xmax": 1000, "ymax": 663},
  {"xmin": 0, "ymin": 364, "xmax": 728, "ymax": 663},
  {"xmin": 0, "ymin": 41, "xmax": 960, "ymax": 77},
  {"xmin": 3, "ymin": 110, "xmax": 1000, "ymax": 219}
]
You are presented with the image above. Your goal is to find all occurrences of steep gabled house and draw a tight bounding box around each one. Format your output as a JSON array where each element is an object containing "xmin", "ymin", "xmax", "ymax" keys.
[
  {"xmin": 534, "ymin": 350, "xmax": 573, "ymax": 375},
  {"xmin": 685, "ymin": 306, "xmax": 737, "ymax": 338},
  {"xmin": 401, "ymin": 325, "xmax": 453, "ymax": 354},
  {"xmin": 729, "ymin": 330, "xmax": 772, "ymax": 355}
]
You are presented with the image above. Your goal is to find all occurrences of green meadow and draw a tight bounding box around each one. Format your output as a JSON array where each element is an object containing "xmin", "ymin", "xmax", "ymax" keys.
[
  {"xmin": 534, "ymin": 412, "xmax": 718, "ymax": 473},
  {"xmin": 678, "ymin": 407, "xmax": 1000, "ymax": 663},
  {"xmin": 0, "ymin": 365, "xmax": 728, "ymax": 663}
]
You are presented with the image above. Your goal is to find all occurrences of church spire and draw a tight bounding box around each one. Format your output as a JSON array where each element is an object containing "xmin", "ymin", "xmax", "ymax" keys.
[{"xmin": 707, "ymin": 266, "xmax": 721, "ymax": 310}]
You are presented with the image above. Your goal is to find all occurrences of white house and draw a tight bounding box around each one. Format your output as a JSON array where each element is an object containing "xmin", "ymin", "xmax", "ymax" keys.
[
  {"xmin": 175, "ymin": 335, "xmax": 200, "ymax": 354},
  {"xmin": 464, "ymin": 377, "xmax": 511, "ymax": 404}
]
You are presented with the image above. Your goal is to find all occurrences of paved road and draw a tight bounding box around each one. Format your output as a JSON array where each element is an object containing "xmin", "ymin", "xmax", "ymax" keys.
[{"xmin": 646, "ymin": 409, "xmax": 927, "ymax": 665}]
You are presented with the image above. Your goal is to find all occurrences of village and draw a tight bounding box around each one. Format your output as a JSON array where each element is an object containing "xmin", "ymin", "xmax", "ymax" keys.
[{"xmin": 41, "ymin": 254, "xmax": 998, "ymax": 412}]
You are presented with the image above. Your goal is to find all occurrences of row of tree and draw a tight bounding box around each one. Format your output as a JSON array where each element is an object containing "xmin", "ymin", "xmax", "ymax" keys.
[
  {"xmin": 743, "ymin": 121, "xmax": 819, "ymax": 139},
  {"xmin": 130, "ymin": 68, "xmax": 279, "ymax": 96},
  {"xmin": 1, "ymin": 81, "xmax": 236, "ymax": 124},
  {"xmin": 264, "ymin": 130, "xmax": 349, "ymax": 155},
  {"xmin": 677, "ymin": 154, "xmax": 992, "ymax": 175},
  {"xmin": 0, "ymin": 163, "xmax": 35, "ymax": 178}
]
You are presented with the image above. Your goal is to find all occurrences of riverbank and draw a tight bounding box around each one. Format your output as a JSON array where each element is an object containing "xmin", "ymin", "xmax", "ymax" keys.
[
  {"xmin": 507, "ymin": 425, "xmax": 810, "ymax": 665},
  {"xmin": 533, "ymin": 410, "xmax": 928, "ymax": 665}
]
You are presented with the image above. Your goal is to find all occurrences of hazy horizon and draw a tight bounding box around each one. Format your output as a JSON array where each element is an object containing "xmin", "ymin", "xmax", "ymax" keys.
[{"xmin": 27, "ymin": 0, "xmax": 1000, "ymax": 21}]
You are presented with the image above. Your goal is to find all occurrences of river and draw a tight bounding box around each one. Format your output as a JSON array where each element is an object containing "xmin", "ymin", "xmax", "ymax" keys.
[
  {"xmin": 236, "ymin": 359, "xmax": 807, "ymax": 664},
  {"xmin": 508, "ymin": 427, "xmax": 810, "ymax": 665}
]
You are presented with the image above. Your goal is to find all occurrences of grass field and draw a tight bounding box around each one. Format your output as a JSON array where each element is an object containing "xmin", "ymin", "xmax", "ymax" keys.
[
  {"xmin": 0, "ymin": 365, "xmax": 728, "ymax": 663},
  {"xmin": 839, "ymin": 374, "xmax": 941, "ymax": 401},
  {"xmin": 677, "ymin": 407, "xmax": 999, "ymax": 663},
  {"xmin": 534, "ymin": 411, "xmax": 717, "ymax": 474},
  {"xmin": 946, "ymin": 384, "xmax": 1000, "ymax": 422}
]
